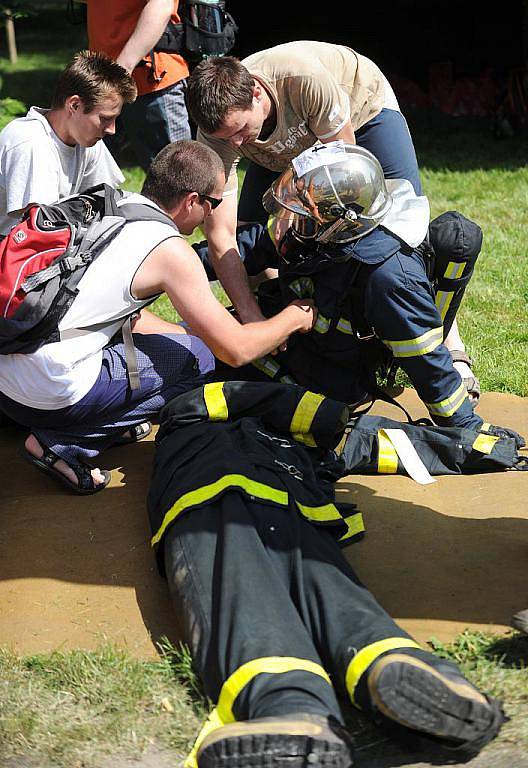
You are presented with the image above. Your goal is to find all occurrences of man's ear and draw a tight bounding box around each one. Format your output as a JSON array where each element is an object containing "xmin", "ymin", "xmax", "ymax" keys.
[
  {"xmin": 253, "ymin": 81, "xmax": 262, "ymax": 103},
  {"xmin": 186, "ymin": 191, "xmax": 201, "ymax": 212},
  {"xmin": 65, "ymin": 95, "xmax": 83, "ymax": 115}
]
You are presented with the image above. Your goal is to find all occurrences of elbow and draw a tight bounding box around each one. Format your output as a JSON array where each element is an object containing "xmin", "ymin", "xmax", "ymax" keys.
[
  {"xmin": 214, "ymin": 340, "xmax": 253, "ymax": 368},
  {"xmin": 217, "ymin": 349, "xmax": 249, "ymax": 368}
]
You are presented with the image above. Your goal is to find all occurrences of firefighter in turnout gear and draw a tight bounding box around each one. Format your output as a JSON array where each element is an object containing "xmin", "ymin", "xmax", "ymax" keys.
[
  {"xmin": 256, "ymin": 141, "xmax": 517, "ymax": 434},
  {"xmin": 148, "ymin": 381, "xmax": 506, "ymax": 768}
]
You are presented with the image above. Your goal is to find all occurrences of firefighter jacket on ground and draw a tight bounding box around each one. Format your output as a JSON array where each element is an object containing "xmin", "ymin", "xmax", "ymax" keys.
[
  {"xmin": 147, "ymin": 380, "xmax": 363, "ymax": 575},
  {"xmin": 244, "ymin": 211, "xmax": 484, "ymax": 430},
  {"xmin": 342, "ymin": 415, "xmax": 527, "ymax": 478},
  {"xmin": 147, "ymin": 380, "xmax": 507, "ymax": 768}
]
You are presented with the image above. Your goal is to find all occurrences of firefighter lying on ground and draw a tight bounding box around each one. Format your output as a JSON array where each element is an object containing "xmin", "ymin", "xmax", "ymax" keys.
[
  {"xmin": 147, "ymin": 380, "xmax": 506, "ymax": 768},
  {"xmin": 201, "ymin": 141, "xmax": 522, "ymax": 451}
]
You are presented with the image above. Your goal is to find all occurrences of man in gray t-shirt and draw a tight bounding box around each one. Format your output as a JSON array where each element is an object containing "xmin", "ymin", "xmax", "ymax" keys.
[{"xmin": 0, "ymin": 50, "xmax": 137, "ymax": 236}]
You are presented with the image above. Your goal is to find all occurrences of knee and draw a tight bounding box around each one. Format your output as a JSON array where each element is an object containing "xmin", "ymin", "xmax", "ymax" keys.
[{"xmin": 430, "ymin": 211, "xmax": 483, "ymax": 280}]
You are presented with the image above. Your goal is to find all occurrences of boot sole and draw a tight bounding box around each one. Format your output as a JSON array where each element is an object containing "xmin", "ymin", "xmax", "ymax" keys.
[
  {"xmin": 368, "ymin": 654, "xmax": 503, "ymax": 746},
  {"xmin": 197, "ymin": 719, "xmax": 353, "ymax": 768}
]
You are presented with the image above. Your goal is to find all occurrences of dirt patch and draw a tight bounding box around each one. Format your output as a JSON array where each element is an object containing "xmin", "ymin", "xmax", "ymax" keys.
[{"xmin": 0, "ymin": 389, "xmax": 526, "ymax": 656}]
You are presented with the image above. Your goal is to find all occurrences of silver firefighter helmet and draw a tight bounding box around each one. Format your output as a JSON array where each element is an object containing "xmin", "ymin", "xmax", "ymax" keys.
[{"xmin": 263, "ymin": 141, "xmax": 392, "ymax": 244}]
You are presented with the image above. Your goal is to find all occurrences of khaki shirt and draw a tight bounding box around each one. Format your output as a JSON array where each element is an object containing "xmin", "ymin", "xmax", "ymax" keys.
[{"xmin": 198, "ymin": 41, "xmax": 385, "ymax": 194}]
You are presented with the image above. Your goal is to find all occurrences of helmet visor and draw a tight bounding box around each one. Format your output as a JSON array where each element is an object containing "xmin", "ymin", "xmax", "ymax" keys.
[{"xmin": 262, "ymin": 168, "xmax": 318, "ymax": 220}]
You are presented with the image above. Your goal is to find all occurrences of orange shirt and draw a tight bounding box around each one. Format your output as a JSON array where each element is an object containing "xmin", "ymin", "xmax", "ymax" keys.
[{"xmin": 87, "ymin": 1, "xmax": 189, "ymax": 96}]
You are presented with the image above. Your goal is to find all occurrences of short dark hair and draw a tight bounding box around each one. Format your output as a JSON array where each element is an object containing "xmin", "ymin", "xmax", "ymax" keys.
[
  {"xmin": 51, "ymin": 50, "xmax": 137, "ymax": 112},
  {"xmin": 186, "ymin": 56, "xmax": 255, "ymax": 134},
  {"xmin": 141, "ymin": 140, "xmax": 224, "ymax": 209}
]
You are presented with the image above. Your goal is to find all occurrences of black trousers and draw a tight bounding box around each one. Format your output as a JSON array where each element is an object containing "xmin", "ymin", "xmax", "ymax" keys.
[{"xmin": 163, "ymin": 492, "xmax": 459, "ymax": 725}]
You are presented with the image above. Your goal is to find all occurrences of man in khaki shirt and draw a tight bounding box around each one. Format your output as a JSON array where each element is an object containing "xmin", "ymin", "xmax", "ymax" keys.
[{"xmin": 186, "ymin": 40, "xmax": 479, "ymax": 402}]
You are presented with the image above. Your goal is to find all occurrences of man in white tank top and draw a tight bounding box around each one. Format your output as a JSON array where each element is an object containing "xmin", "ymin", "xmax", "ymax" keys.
[{"xmin": 0, "ymin": 141, "xmax": 316, "ymax": 494}]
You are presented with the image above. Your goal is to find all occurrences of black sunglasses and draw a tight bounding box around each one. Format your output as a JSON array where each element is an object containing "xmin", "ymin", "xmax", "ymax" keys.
[{"xmin": 198, "ymin": 193, "xmax": 223, "ymax": 210}]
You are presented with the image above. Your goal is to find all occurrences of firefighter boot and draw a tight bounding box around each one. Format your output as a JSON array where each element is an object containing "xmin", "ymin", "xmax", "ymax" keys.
[
  {"xmin": 367, "ymin": 653, "xmax": 506, "ymax": 756},
  {"xmin": 196, "ymin": 712, "xmax": 354, "ymax": 768}
]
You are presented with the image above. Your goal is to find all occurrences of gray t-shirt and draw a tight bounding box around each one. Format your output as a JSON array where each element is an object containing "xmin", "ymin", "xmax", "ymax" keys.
[{"xmin": 0, "ymin": 106, "xmax": 124, "ymax": 235}]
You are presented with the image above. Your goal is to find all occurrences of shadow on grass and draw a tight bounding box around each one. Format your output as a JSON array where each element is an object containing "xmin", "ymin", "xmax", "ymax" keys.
[{"xmin": 483, "ymin": 633, "xmax": 528, "ymax": 669}]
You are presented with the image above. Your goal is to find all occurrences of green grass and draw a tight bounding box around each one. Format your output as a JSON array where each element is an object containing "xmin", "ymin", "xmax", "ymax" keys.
[{"xmin": 0, "ymin": 641, "xmax": 207, "ymax": 768}]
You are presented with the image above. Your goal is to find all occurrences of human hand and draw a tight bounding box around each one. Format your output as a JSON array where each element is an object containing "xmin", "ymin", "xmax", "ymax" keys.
[{"xmin": 287, "ymin": 298, "xmax": 317, "ymax": 334}]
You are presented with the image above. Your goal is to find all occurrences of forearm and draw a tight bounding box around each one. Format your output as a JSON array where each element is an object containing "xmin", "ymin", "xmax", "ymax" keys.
[
  {"xmin": 211, "ymin": 246, "xmax": 264, "ymax": 322},
  {"xmin": 117, "ymin": 0, "xmax": 173, "ymax": 73},
  {"xmin": 215, "ymin": 304, "xmax": 312, "ymax": 367}
]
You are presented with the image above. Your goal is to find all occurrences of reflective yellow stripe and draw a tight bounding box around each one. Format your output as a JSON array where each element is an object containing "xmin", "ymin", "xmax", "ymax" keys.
[
  {"xmin": 292, "ymin": 432, "xmax": 317, "ymax": 448},
  {"xmin": 444, "ymin": 261, "xmax": 465, "ymax": 280},
  {"xmin": 289, "ymin": 277, "xmax": 314, "ymax": 298},
  {"xmin": 336, "ymin": 317, "xmax": 354, "ymax": 335},
  {"xmin": 472, "ymin": 433, "xmax": 499, "ymax": 454},
  {"xmin": 435, "ymin": 290, "xmax": 454, "ymax": 321},
  {"xmin": 185, "ymin": 657, "xmax": 332, "ymax": 768},
  {"xmin": 426, "ymin": 381, "xmax": 468, "ymax": 418},
  {"xmin": 314, "ymin": 314, "xmax": 331, "ymax": 334},
  {"xmin": 217, "ymin": 657, "xmax": 331, "ymax": 722},
  {"xmin": 151, "ymin": 475, "xmax": 289, "ymax": 546},
  {"xmin": 290, "ymin": 392, "xmax": 325, "ymax": 437},
  {"xmin": 184, "ymin": 708, "xmax": 224, "ymax": 768},
  {"xmin": 253, "ymin": 356, "xmax": 280, "ymax": 379},
  {"xmin": 382, "ymin": 326, "xmax": 443, "ymax": 358},
  {"xmin": 267, "ymin": 215, "xmax": 276, "ymax": 247},
  {"xmin": 203, "ymin": 382, "xmax": 228, "ymax": 421},
  {"xmin": 339, "ymin": 512, "xmax": 365, "ymax": 542},
  {"xmin": 296, "ymin": 500, "xmax": 342, "ymax": 523},
  {"xmin": 377, "ymin": 430, "xmax": 398, "ymax": 474},
  {"xmin": 345, "ymin": 638, "xmax": 422, "ymax": 706}
]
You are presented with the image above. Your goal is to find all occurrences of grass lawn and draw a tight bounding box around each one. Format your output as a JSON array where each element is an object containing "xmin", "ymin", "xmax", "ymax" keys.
[{"xmin": 0, "ymin": 5, "xmax": 527, "ymax": 768}]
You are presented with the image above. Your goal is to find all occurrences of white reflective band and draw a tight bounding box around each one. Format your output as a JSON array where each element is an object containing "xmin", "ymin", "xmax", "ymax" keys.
[{"xmin": 381, "ymin": 429, "xmax": 435, "ymax": 485}]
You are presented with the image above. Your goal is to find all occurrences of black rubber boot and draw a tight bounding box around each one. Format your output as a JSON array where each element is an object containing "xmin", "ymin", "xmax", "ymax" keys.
[
  {"xmin": 196, "ymin": 712, "xmax": 354, "ymax": 768},
  {"xmin": 367, "ymin": 654, "xmax": 506, "ymax": 757}
]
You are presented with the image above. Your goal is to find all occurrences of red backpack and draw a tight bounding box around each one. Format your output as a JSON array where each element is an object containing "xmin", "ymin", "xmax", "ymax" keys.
[{"xmin": 0, "ymin": 184, "xmax": 176, "ymax": 355}]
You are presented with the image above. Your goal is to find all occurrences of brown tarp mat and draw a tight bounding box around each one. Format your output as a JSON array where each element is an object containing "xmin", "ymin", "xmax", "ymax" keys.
[{"xmin": 0, "ymin": 389, "xmax": 526, "ymax": 658}]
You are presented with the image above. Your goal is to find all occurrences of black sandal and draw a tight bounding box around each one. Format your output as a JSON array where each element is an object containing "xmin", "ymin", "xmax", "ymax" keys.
[
  {"xmin": 113, "ymin": 421, "xmax": 152, "ymax": 447},
  {"xmin": 22, "ymin": 442, "xmax": 111, "ymax": 495}
]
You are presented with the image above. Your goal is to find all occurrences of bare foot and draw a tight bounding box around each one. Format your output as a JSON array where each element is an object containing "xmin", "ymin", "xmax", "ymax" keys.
[{"xmin": 25, "ymin": 434, "xmax": 107, "ymax": 488}]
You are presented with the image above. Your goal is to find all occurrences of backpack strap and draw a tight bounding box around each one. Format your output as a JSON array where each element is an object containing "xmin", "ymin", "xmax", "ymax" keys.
[
  {"xmin": 122, "ymin": 315, "xmax": 141, "ymax": 391},
  {"xmin": 113, "ymin": 201, "xmax": 178, "ymax": 391},
  {"xmin": 118, "ymin": 202, "xmax": 179, "ymax": 230}
]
